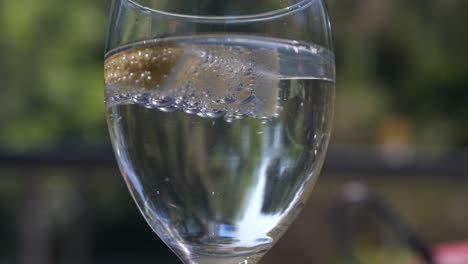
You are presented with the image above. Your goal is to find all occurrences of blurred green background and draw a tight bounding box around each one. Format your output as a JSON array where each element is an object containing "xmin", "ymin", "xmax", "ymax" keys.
[{"xmin": 1, "ymin": 0, "xmax": 467, "ymax": 263}]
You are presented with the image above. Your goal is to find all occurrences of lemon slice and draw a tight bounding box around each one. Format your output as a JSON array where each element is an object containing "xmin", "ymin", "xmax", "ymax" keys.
[
  {"xmin": 104, "ymin": 41, "xmax": 280, "ymax": 118},
  {"xmin": 105, "ymin": 44, "xmax": 183, "ymax": 88}
]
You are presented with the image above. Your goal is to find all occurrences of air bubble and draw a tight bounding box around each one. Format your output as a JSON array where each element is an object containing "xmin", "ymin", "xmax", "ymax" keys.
[
  {"xmin": 120, "ymin": 93, "xmax": 131, "ymax": 99},
  {"xmin": 234, "ymin": 113, "xmax": 248, "ymax": 120},
  {"xmin": 183, "ymin": 106, "xmax": 200, "ymax": 115},
  {"xmin": 260, "ymin": 117, "xmax": 272, "ymax": 125},
  {"xmin": 224, "ymin": 114, "xmax": 236, "ymax": 123},
  {"xmin": 158, "ymin": 105, "xmax": 178, "ymax": 113},
  {"xmin": 202, "ymin": 89, "xmax": 213, "ymax": 97},
  {"xmin": 221, "ymin": 96, "xmax": 236, "ymax": 104},
  {"xmin": 206, "ymin": 109, "xmax": 227, "ymax": 118},
  {"xmin": 174, "ymin": 97, "xmax": 186, "ymax": 109},
  {"xmin": 105, "ymin": 96, "xmax": 115, "ymax": 103},
  {"xmin": 132, "ymin": 93, "xmax": 149, "ymax": 103},
  {"xmin": 144, "ymin": 102, "xmax": 156, "ymax": 109},
  {"xmin": 150, "ymin": 97, "xmax": 174, "ymax": 107},
  {"xmin": 244, "ymin": 67, "xmax": 253, "ymax": 76}
]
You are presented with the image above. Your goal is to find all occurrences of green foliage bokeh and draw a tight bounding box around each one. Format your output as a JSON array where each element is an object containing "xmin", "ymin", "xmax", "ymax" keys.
[{"xmin": 1, "ymin": 0, "xmax": 109, "ymax": 150}]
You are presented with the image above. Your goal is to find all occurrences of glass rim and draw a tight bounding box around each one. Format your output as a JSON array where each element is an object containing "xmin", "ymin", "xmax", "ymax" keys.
[{"xmin": 124, "ymin": 0, "xmax": 315, "ymax": 23}]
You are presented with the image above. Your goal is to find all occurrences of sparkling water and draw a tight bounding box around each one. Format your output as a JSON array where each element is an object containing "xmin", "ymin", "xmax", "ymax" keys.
[{"xmin": 105, "ymin": 35, "xmax": 335, "ymax": 263}]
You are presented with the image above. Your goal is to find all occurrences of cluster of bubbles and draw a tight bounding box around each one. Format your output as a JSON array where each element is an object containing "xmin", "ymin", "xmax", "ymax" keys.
[
  {"xmin": 105, "ymin": 40, "xmax": 282, "ymax": 124},
  {"xmin": 105, "ymin": 90, "xmax": 277, "ymax": 124},
  {"xmin": 104, "ymin": 45, "xmax": 181, "ymax": 87}
]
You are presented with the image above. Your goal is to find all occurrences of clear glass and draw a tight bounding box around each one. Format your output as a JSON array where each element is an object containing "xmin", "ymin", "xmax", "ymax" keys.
[{"xmin": 104, "ymin": 0, "xmax": 335, "ymax": 263}]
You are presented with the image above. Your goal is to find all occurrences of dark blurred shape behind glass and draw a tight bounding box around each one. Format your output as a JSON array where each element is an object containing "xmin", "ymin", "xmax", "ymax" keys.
[{"xmin": 0, "ymin": 0, "xmax": 467, "ymax": 263}]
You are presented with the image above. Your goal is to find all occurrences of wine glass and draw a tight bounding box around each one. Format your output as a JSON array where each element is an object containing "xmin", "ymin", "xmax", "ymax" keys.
[{"xmin": 104, "ymin": 0, "xmax": 335, "ymax": 263}]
